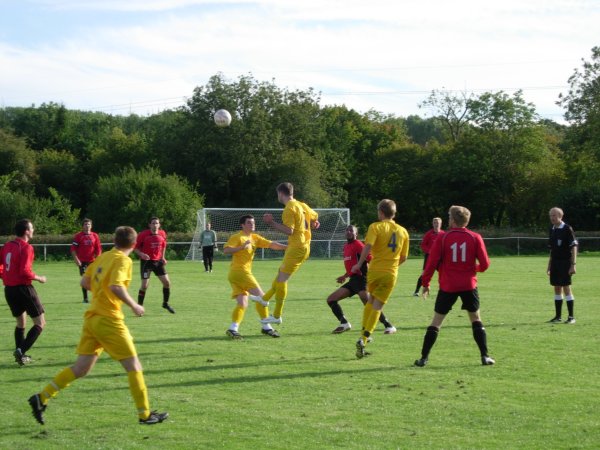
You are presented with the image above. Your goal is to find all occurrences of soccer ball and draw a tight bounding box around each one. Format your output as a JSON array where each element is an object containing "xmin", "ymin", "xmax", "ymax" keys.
[{"xmin": 214, "ymin": 109, "xmax": 232, "ymax": 127}]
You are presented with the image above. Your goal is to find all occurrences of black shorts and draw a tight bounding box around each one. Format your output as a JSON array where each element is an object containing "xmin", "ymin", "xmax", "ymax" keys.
[
  {"xmin": 141, "ymin": 260, "xmax": 167, "ymax": 279},
  {"xmin": 434, "ymin": 288, "xmax": 480, "ymax": 315},
  {"xmin": 549, "ymin": 259, "xmax": 572, "ymax": 286},
  {"xmin": 78, "ymin": 261, "xmax": 92, "ymax": 276},
  {"xmin": 202, "ymin": 246, "xmax": 214, "ymax": 260},
  {"xmin": 341, "ymin": 275, "xmax": 367, "ymax": 297},
  {"xmin": 4, "ymin": 285, "xmax": 45, "ymax": 318}
]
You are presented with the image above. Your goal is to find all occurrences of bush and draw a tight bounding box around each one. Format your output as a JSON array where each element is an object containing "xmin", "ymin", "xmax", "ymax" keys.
[{"xmin": 87, "ymin": 166, "xmax": 203, "ymax": 233}]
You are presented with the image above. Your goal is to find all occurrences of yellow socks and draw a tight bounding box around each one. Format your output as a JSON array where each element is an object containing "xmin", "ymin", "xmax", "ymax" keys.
[
  {"xmin": 362, "ymin": 302, "xmax": 373, "ymax": 330},
  {"xmin": 364, "ymin": 309, "xmax": 382, "ymax": 339},
  {"xmin": 232, "ymin": 305, "xmax": 246, "ymax": 324},
  {"xmin": 40, "ymin": 367, "xmax": 76, "ymax": 404},
  {"xmin": 273, "ymin": 281, "xmax": 287, "ymax": 318},
  {"xmin": 128, "ymin": 370, "xmax": 150, "ymax": 419},
  {"xmin": 262, "ymin": 279, "xmax": 277, "ymax": 301},
  {"xmin": 255, "ymin": 302, "xmax": 268, "ymax": 320}
]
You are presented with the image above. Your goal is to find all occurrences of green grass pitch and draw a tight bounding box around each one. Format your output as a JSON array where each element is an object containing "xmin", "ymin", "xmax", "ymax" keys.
[{"xmin": 1, "ymin": 256, "xmax": 599, "ymax": 449}]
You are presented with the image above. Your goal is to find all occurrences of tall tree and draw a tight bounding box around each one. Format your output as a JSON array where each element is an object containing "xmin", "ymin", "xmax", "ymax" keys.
[{"xmin": 555, "ymin": 47, "xmax": 600, "ymax": 229}]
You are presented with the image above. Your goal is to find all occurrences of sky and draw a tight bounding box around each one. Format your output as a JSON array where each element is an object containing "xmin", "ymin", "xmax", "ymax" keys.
[{"xmin": 0, "ymin": 0, "xmax": 598, "ymax": 121}]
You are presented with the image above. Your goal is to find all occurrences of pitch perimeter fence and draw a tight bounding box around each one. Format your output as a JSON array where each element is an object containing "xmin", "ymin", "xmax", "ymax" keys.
[{"xmin": 24, "ymin": 236, "xmax": 600, "ymax": 262}]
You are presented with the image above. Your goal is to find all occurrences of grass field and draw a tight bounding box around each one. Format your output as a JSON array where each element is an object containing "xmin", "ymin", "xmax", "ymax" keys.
[{"xmin": 1, "ymin": 256, "xmax": 599, "ymax": 449}]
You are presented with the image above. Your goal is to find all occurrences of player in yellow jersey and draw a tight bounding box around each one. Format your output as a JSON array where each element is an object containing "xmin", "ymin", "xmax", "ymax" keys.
[
  {"xmin": 261, "ymin": 182, "xmax": 314, "ymax": 326},
  {"xmin": 298, "ymin": 200, "xmax": 320, "ymax": 255},
  {"xmin": 28, "ymin": 226, "xmax": 168, "ymax": 426},
  {"xmin": 352, "ymin": 199, "xmax": 409, "ymax": 359},
  {"xmin": 223, "ymin": 215, "xmax": 286, "ymax": 339}
]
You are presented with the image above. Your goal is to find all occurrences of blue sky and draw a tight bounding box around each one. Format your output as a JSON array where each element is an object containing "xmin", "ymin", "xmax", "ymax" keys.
[{"xmin": 1, "ymin": 0, "xmax": 598, "ymax": 121}]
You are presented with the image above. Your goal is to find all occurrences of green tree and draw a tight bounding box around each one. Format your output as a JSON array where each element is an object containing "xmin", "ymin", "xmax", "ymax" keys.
[
  {"xmin": 0, "ymin": 128, "xmax": 38, "ymax": 191},
  {"xmin": 36, "ymin": 148, "xmax": 84, "ymax": 206},
  {"xmin": 87, "ymin": 166, "xmax": 203, "ymax": 233},
  {"xmin": 556, "ymin": 46, "xmax": 600, "ymax": 229},
  {"xmin": 0, "ymin": 183, "xmax": 80, "ymax": 234},
  {"xmin": 419, "ymin": 90, "xmax": 473, "ymax": 143}
]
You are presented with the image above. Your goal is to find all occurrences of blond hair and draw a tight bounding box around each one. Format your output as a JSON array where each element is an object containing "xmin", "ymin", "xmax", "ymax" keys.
[
  {"xmin": 378, "ymin": 199, "xmax": 396, "ymax": 219},
  {"xmin": 449, "ymin": 205, "xmax": 471, "ymax": 227}
]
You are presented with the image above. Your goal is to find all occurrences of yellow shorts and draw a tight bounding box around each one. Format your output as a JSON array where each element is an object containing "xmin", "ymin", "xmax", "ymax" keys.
[
  {"xmin": 76, "ymin": 314, "xmax": 137, "ymax": 361},
  {"xmin": 280, "ymin": 245, "xmax": 309, "ymax": 275},
  {"xmin": 367, "ymin": 271, "xmax": 398, "ymax": 304},
  {"xmin": 228, "ymin": 270, "xmax": 260, "ymax": 298}
]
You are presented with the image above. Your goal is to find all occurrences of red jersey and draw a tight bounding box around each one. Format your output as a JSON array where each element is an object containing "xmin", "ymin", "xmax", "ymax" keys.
[
  {"xmin": 71, "ymin": 231, "xmax": 102, "ymax": 262},
  {"xmin": 0, "ymin": 238, "xmax": 37, "ymax": 286},
  {"xmin": 135, "ymin": 229, "xmax": 167, "ymax": 261},
  {"xmin": 421, "ymin": 227, "xmax": 489, "ymax": 292},
  {"xmin": 420, "ymin": 228, "xmax": 445, "ymax": 254},
  {"xmin": 343, "ymin": 239, "xmax": 372, "ymax": 276}
]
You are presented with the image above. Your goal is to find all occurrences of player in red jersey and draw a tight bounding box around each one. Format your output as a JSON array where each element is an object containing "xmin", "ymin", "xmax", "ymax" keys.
[
  {"xmin": 134, "ymin": 217, "xmax": 174, "ymax": 314},
  {"xmin": 1, "ymin": 219, "xmax": 48, "ymax": 366},
  {"xmin": 71, "ymin": 218, "xmax": 102, "ymax": 303},
  {"xmin": 326, "ymin": 225, "xmax": 395, "ymax": 334},
  {"xmin": 414, "ymin": 205, "xmax": 495, "ymax": 367},
  {"xmin": 413, "ymin": 217, "xmax": 444, "ymax": 296}
]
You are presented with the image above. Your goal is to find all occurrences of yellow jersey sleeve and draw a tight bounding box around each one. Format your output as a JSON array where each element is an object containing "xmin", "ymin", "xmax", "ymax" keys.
[{"xmin": 226, "ymin": 232, "xmax": 272, "ymax": 272}]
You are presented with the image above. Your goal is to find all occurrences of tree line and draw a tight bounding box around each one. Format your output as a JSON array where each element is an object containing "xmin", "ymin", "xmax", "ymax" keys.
[{"xmin": 1, "ymin": 47, "xmax": 599, "ymax": 235}]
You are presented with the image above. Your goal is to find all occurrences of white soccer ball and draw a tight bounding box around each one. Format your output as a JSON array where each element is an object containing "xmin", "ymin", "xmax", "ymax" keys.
[{"xmin": 214, "ymin": 109, "xmax": 232, "ymax": 127}]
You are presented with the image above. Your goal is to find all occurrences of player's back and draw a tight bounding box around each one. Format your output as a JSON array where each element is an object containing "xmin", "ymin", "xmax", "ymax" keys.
[
  {"xmin": 365, "ymin": 220, "xmax": 409, "ymax": 274},
  {"xmin": 85, "ymin": 248, "xmax": 132, "ymax": 320},
  {"xmin": 434, "ymin": 228, "xmax": 489, "ymax": 291},
  {"xmin": 283, "ymin": 199, "xmax": 307, "ymax": 248}
]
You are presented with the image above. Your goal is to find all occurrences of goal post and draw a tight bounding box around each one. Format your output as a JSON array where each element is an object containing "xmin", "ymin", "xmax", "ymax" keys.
[{"xmin": 185, "ymin": 207, "xmax": 351, "ymax": 261}]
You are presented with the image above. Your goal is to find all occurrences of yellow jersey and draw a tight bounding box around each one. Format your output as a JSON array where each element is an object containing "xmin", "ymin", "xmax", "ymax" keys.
[
  {"xmin": 282, "ymin": 199, "xmax": 307, "ymax": 248},
  {"xmin": 84, "ymin": 248, "xmax": 133, "ymax": 320},
  {"xmin": 225, "ymin": 231, "xmax": 272, "ymax": 273},
  {"xmin": 364, "ymin": 219, "xmax": 409, "ymax": 274},
  {"xmin": 298, "ymin": 201, "xmax": 318, "ymax": 244}
]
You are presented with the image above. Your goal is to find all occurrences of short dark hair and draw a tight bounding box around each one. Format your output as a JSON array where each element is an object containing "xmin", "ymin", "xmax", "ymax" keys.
[
  {"xmin": 82, "ymin": 218, "xmax": 92, "ymax": 225},
  {"xmin": 149, "ymin": 216, "xmax": 160, "ymax": 224},
  {"xmin": 276, "ymin": 182, "xmax": 293, "ymax": 197},
  {"xmin": 239, "ymin": 214, "xmax": 254, "ymax": 225},
  {"xmin": 15, "ymin": 219, "xmax": 32, "ymax": 237},
  {"xmin": 114, "ymin": 226, "xmax": 137, "ymax": 248}
]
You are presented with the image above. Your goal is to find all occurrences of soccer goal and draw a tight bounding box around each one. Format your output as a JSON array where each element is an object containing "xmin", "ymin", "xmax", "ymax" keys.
[{"xmin": 185, "ymin": 207, "xmax": 351, "ymax": 261}]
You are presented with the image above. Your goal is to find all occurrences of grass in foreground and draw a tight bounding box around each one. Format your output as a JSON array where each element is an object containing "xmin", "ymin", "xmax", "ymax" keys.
[{"xmin": 1, "ymin": 256, "xmax": 599, "ymax": 449}]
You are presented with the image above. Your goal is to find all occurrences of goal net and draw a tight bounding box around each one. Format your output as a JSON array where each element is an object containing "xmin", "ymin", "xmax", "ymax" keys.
[{"xmin": 185, "ymin": 207, "xmax": 351, "ymax": 261}]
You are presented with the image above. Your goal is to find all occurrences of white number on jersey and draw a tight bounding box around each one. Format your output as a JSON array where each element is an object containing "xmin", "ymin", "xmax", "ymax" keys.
[{"xmin": 450, "ymin": 241, "xmax": 467, "ymax": 263}]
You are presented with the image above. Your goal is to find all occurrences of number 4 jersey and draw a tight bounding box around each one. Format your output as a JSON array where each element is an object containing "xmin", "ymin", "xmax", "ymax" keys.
[
  {"xmin": 364, "ymin": 219, "xmax": 410, "ymax": 274},
  {"xmin": 422, "ymin": 227, "xmax": 490, "ymax": 292}
]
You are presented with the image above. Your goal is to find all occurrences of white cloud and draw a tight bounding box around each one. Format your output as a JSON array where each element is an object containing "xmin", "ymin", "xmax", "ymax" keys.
[{"xmin": 1, "ymin": 1, "xmax": 598, "ymax": 119}]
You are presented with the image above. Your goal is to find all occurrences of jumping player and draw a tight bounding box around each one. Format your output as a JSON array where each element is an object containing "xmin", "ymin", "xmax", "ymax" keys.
[{"xmin": 260, "ymin": 183, "xmax": 312, "ymax": 326}]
